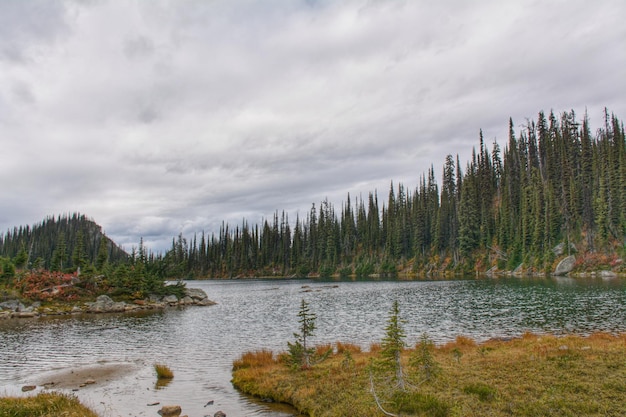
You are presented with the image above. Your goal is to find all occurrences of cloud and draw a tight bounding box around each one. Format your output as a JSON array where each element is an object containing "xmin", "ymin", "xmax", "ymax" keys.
[{"xmin": 0, "ymin": 0, "xmax": 624, "ymax": 252}]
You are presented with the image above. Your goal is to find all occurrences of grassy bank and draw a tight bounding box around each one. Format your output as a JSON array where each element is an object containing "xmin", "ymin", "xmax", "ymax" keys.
[
  {"xmin": 0, "ymin": 392, "xmax": 98, "ymax": 417},
  {"xmin": 233, "ymin": 333, "xmax": 626, "ymax": 417}
]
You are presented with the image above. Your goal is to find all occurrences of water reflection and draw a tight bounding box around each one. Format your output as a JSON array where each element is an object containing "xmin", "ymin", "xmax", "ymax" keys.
[{"xmin": 0, "ymin": 276, "xmax": 625, "ymax": 416}]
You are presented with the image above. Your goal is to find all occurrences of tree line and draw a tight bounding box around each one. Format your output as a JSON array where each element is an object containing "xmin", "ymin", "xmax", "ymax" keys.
[
  {"xmin": 153, "ymin": 109, "xmax": 626, "ymax": 278},
  {"xmin": 1, "ymin": 109, "xmax": 624, "ymax": 280}
]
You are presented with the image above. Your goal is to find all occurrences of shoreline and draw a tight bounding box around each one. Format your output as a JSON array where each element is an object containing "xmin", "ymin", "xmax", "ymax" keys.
[{"xmin": 0, "ymin": 288, "xmax": 216, "ymax": 320}]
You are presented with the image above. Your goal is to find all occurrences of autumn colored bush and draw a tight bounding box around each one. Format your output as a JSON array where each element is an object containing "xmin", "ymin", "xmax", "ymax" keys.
[{"xmin": 19, "ymin": 271, "xmax": 82, "ymax": 301}]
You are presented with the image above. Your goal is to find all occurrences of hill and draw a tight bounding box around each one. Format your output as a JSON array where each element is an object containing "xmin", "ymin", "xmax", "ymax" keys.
[{"xmin": 0, "ymin": 213, "xmax": 128, "ymax": 271}]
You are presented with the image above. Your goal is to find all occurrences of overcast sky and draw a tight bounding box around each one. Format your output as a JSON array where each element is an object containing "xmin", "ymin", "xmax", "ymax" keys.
[{"xmin": 1, "ymin": 0, "xmax": 624, "ymax": 252}]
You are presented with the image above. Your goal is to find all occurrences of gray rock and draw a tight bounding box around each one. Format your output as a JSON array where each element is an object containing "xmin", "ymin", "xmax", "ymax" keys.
[
  {"xmin": 600, "ymin": 270, "xmax": 617, "ymax": 279},
  {"xmin": 0, "ymin": 300, "xmax": 22, "ymax": 312},
  {"xmin": 13, "ymin": 311, "xmax": 38, "ymax": 318},
  {"xmin": 554, "ymin": 255, "xmax": 576, "ymax": 276},
  {"xmin": 185, "ymin": 288, "xmax": 209, "ymax": 301},
  {"xmin": 195, "ymin": 298, "xmax": 217, "ymax": 306},
  {"xmin": 0, "ymin": 300, "xmax": 20, "ymax": 311},
  {"xmin": 162, "ymin": 295, "xmax": 179, "ymax": 305},
  {"xmin": 87, "ymin": 295, "xmax": 127, "ymax": 313},
  {"xmin": 180, "ymin": 296, "xmax": 194, "ymax": 305}
]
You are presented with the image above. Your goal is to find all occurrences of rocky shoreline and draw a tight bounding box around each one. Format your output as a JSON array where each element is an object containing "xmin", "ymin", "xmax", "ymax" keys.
[{"xmin": 0, "ymin": 288, "xmax": 215, "ymax": 320}]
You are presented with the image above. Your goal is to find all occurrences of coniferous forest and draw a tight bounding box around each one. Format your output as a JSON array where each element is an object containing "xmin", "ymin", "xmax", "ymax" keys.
[{"xmin": 1, "ymin": 109, "xmax": 625, "ymax": 280}]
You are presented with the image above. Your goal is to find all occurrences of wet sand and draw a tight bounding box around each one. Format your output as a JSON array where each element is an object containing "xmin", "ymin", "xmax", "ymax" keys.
[{"xmin": 33, "ymin": 362, "xmax": 138, "ymax": 390}]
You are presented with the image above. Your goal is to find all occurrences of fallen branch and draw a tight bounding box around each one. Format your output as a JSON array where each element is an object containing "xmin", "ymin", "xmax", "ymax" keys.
[{"xmin": 369, "ymin": 370, "xmax": 399, "ymax": 417}]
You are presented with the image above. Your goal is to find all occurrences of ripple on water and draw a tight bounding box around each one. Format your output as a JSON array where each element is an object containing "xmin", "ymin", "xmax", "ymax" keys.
[{"xmin": 1, "ymin": 277, "xmax": 626, "ymax": 416}]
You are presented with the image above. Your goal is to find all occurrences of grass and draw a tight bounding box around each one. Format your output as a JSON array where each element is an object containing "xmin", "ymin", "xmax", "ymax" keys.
[
  {"xmin": 0, "ymin": 392, "xmax": 98, "ymax": 417},
  {"xmin": 154, "ymin": 363, "xmax": 174, "ymax": 379},
  {"xmin": 232, "ymin": 333, "xmax": 626, "ymax": 417}
]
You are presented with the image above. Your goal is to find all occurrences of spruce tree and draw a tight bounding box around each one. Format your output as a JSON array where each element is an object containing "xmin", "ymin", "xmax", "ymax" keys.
[{"xmin": 380, "ymin": 300, "xmax": 407, "ymax": 390}]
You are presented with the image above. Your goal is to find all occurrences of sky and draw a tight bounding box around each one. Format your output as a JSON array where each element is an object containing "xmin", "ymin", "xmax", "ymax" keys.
[{"xmin": 1, "ymin": 0, "xmax": 625, "ymax": 253}]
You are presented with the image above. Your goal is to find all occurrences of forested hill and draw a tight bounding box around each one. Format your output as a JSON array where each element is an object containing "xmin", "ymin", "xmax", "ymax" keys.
[
  {"xmin": 155, "ymin": 109, "xmax": 625, "ymax": 279},
  {"xmin": 0, "ymin": 213, "xmax": 128, "ymax": 271}
]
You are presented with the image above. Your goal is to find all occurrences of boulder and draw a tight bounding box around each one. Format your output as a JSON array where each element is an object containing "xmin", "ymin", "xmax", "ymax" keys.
[
  {"xmin": 180, "ymin": 296, "xmax": 194, "ymax": 305},
  {"xmin": 0, "ymin": 300, "xmax": 23, "ymax": 312},
  {"xmin": 214, "ymin": 411, "xmax": 227, "ymax": 417},
  {"xmin": 162, "ymin": 295, "xmax": 179, "ymax": 305},
  {"xmin": 554, "ymin": 255, "xmax": 576, "ymax": 276},
  {"xmin": 185, "ymin": 288, "xmax": 209, "ymax": 301},
  {"xmin": 158, "ymin": 405, "xmax": 182, "ymax": 416},
  {"xmin": 600, "ymin": 270, "xmax": 617, "ymax": 279},
  {"xmin": 195, "ymin": 298, "xmax": 217, "ymax": 306},
  {"xmin": 87, "ymin": 295, "xmax": 127, "ymax": 313}
]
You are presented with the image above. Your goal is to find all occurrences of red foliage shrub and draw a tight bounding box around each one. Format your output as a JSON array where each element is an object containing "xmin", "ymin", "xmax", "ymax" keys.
[{"xmin": 19, "ymin": 271, "xmax": 81, "ymax": 301}]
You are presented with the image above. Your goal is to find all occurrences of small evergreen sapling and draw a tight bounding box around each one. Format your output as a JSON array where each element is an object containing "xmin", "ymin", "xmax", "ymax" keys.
[
  {"xmin": 409, "ymin": 333, "xmax": 440, "ymax": 382},
  {"xmin": 380, "ymin": 300, "xmax": 407, "ymax": 390},
  {"xmin": 287, "ymin": 299, "xmax": 329, "ymax": 369}
]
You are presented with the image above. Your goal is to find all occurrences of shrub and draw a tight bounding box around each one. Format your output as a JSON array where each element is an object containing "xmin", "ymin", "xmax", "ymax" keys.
[
  {"xmin": 463, "ymin": 382, "xmax": 497, "ymax": 402},
  {"xmin": 154, "ymin": 364, "xmax": 174, "ymax": 379},
  {"xmin": 233, "ymin": 350, "xmax": 275, "ymax": 370}
]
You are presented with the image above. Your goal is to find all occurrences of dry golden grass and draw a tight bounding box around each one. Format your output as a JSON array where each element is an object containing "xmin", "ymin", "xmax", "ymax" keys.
[
  {"xmin": 335, "ymin": 341, "xmax": 362, "ymax": 354},
  {"xmin": 233, "ymin": 333, "xmax": 626, "ymax": 417},
  {"xmin": 154, "ymin": 363, "xmax": 174, "ymax": 379},
  {"xmin": 0, "ymin": 392, "xmax": 98, "ymax": 417},
  {"xmin": 233, "ymin": 349, "xmax": 276, "ymax": 369}
]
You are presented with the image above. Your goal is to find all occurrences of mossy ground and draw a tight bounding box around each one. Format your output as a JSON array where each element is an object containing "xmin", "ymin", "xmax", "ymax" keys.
[{"xmin": 233, "ymin": 333, "xmax": 626, "ymax": 417}]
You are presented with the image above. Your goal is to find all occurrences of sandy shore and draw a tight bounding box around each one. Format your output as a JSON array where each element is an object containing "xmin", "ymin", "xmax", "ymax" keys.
[{"xmin": 32, "ymin": 362, "xmax": 138, "ymax": 390}]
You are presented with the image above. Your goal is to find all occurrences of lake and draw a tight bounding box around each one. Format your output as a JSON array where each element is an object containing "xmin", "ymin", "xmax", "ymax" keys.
[{"xmin": 1, "ymin": 276, "xmax": 625, "ymax": 416}]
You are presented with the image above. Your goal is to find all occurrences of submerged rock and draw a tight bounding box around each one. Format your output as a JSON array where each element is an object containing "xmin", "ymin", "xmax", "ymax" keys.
[{"xmin": 158, "ymin": 405, "xmax": 182, "ymax": 416}]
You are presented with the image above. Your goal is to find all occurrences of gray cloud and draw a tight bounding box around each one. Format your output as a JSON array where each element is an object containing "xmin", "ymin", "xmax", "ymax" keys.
[{"xmin": 1, "ymin": 0, "xmax": 624, "ymax": 252}]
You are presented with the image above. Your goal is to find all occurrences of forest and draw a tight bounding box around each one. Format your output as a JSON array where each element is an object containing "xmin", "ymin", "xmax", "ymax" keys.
[
  {"xmin": 1, "ymin": 109, "xmax": 625, "ymax": 281},
  {"xmin": 153, "ymin": 109, "xmax": 626, "ymax": 278}
]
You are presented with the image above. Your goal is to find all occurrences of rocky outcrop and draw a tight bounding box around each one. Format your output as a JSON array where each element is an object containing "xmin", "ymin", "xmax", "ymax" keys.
[
  {"xmin": 1, "ymin": 287, "xmax": 215, "ymax": 319},
  {"xmin": 554, "ymin": 255, "xmax": 576, "ymax": 276},
  {"xmin": 184, "ymin": 288, "xmax": 216, "ymax": 306}
]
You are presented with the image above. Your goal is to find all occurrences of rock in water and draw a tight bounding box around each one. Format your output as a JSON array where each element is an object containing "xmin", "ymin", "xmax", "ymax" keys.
[
  {"xmin": 214, "ymin": 411, "xmax": 226, "ymax": 417},
  {"xmin": 158, "ymin": 405, "xmax": 182, "ymax": 416}
]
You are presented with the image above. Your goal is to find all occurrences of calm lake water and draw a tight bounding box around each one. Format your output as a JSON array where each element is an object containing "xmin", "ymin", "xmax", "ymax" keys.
[{"xmin": 1, "ymin": 276, "xmax": 626, "ymax": 416}]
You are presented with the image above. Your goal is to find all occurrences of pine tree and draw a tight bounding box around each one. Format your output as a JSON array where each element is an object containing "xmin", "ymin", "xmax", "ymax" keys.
[
  {"xmin": 287, "ymin": 299, "xmax": 319, "ymax": 370},
  {"xmin": 380, "ymin": 300, "xmax": 407, "ymax": 390}
]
